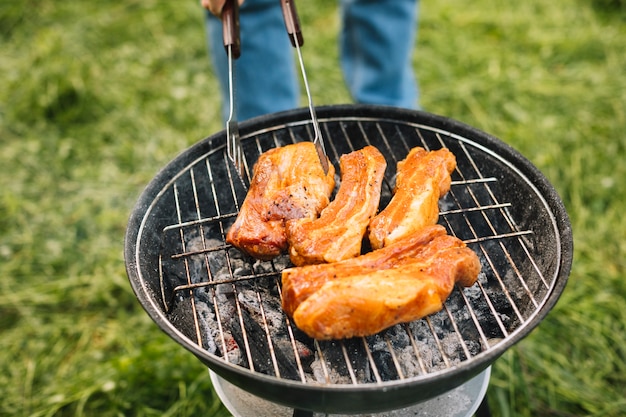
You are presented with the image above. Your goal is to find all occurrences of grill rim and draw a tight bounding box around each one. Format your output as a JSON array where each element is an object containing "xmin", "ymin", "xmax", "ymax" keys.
[{"xmin": 124, "ymin": 104, "xmax": 572, "ymax": 413}]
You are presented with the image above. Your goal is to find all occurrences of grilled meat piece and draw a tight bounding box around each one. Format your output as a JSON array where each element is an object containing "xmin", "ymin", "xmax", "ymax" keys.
[
  {"xmin": 290, "ymin": 241, "xmax": 481, "ymax": 340},
  {"xmin": 286, "ymin": 146, "xmax": 386, "ymax": 266},
  {"xmin": 226, "ymin": 142, "xmax": 335, "ymax": 260},
  {"xmin": 368, "ymin": 147, "xmax": 456, "ymax": 250},
  {"xmin": 281, "ymin": 224, "xmax": 450, "ymax": 316}
]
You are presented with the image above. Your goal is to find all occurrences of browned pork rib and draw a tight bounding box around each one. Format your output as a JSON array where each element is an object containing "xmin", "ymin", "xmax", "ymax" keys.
[
  {"xmin": 281, "ymin": 224, "xmax": 451, "ymax": 317},
  {"xmin": 286, "ymin": 146, "xmax": 386, "ymax": 266},
  {"xmin": 368, "ymin": 147, "xmax": 456, "ymax": 250},
  {"xmin": 226, "ymin": 142, "xmax": 335, "ymax": 260},
  {"xmin": 289, "ymin": 240, "xmax": 481, "ymax": 340}
]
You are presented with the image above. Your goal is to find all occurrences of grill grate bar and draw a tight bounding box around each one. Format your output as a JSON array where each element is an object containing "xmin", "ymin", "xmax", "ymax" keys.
[
  {"xmin": 341, "ymin": 341, "xmax": 360, "ymax": 384},
  {"xmin": 385, "ymin": 335, "xmax": 405, "ymax": 380},
  {"xmin": 455, "ymin": 285, "xmax": 492, "ymax": 349},
  {"xmin": 314, "ymin": 339, "xmax": 332, "ymax": 384},
  {"xmin": 283, "ymin": 310, "xmax": 309, "ymax": 383},
  {"xmin": 442, "ymin": 302, "xmax": 473, "ymax": 361},
  {"xmin": 254, "ymin": 279, "xmax": 283, "ymax": 378},
  {"xmin": 172, "ymin": 272, "xmax": 279, "ymax": 291},
  {"xmin": 403, "ymin": 323, "xmax": 429, "ymax": 375},
  {"xmin": 440, "ymin": 201, "xmax": 509, "ymax": 215},
  {"xmin": 233, "ymin": 286, "xmax": 256, "ymax": 372},
  {"xmin": 170, "ymin": 243, "xmax": 232, "ymax": 259},
  {"xmin": 167, "ymin": 230, "xmax": 527, "ymax": 264},
  {"xmin": 424, "ymin": 316, "xmax": 451, "ymax": 369},
  {"xmin": 462, "ymin": 230, "xmax": 533, "ymax": 244},
  {"xmin": 362, "ymin": 337, "xmax": 383, "ymax": 384},
  {"xmin": 163, "ymin": 213, "xmax": 237, "ymax": 232}
]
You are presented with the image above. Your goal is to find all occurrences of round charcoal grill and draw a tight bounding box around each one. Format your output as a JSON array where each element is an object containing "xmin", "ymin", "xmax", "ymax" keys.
[{"xmin": 124, "ymin": 105, "xmax": 572, "ymax": 414}]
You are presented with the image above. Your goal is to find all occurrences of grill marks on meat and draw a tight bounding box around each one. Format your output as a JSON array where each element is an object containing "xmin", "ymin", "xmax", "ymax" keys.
[
  {"xmin": 368, "ymin": 147, "xmax": 456, "ymax": 250},
  {"xmin": 226, "ymin": 142, "xmax": 335, "ymax": 260},
  {"xmin": 286, "ymin": 146, "xmax": 386, "ymax": 266},
  {"xmin": 283, "ymin": 232, "xmax": 481, "ymax": 340}
]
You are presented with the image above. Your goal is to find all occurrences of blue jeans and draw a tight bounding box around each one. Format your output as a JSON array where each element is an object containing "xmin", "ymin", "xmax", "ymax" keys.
[{"xmin": 206, "ymin": 0, "xmax": 420, "ymax": 122}]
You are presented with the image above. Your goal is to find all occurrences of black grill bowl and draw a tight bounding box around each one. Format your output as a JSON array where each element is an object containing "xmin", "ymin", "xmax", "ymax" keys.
[{"xmin": 124, "ymin": 104, "xmax": 572, "ymax": 414}]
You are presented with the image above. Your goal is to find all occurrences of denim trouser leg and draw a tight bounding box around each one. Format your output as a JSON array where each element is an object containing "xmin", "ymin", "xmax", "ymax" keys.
[
  {"xmin": 340, "ymin": 0, "xmax": 420, "ymax": 109},
  {"xmin": 205, "ymin": 0, "xmax": 420, "ymax": 122},
  {"xmin": 205, "ymin": 0, "xmax": 299, "ymax": 122}
]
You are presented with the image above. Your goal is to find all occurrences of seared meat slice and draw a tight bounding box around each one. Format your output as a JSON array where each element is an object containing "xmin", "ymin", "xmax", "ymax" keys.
[
  {"xmin": 226, "ymin": 142, "xmax": 335, "ymax": 260},
  {"xmin": 281, "ymin": 224, "xmax": 451, "ymax": 316},
  {"xmin": 368, "ymin": 147, "xmax": 456, "ymax": 250},
  {"xmin": 286, "ymin": 146, "xmax": 386, "ymax": 266},
  {"xmin": 290, "ymin": 242, "xmax": 481, "ymax": 340}
]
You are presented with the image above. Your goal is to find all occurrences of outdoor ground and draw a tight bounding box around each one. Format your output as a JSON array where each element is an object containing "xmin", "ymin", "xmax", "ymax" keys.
[{"xmin": 1, "ymin": 0, "xmax": 625, "ymax": 416}]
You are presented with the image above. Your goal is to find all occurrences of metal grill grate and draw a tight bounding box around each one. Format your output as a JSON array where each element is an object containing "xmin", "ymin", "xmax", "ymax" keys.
[{"xmin": 143, "ymin": 115, "xmax": 562, "ymax": 388}]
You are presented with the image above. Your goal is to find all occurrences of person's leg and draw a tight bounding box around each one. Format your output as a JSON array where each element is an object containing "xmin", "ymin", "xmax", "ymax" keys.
[
  {"xmin": 205, "ymin": 0, "xmax": 299, "ymax": 122},
  {"xmin": 339, "ymin": 0, "xmax": 420, "ymax": 109}
]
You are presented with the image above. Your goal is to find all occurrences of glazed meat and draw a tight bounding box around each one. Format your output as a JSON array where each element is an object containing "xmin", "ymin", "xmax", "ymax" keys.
[
  {"xmin": 286, "ymin": 146, "xmax": 386, "ymax": 266},
  {"xmin": 226, "ymin": 142, "xmax": 335, "ymax": 260},
  {"xmin": 368, "ymin": 147, "xmax": 456, "ymax": 250},
  {"xmin": 281, "ymin": 224, "xmax": 450, "ymax": 316},
  {"xmin": 289, "ymin": 239, "xmax": 481, "ymax": 340}
]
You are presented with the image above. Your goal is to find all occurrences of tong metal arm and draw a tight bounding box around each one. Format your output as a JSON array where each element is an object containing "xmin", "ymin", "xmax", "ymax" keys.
[
  {"xmin": 222, "ymin": 0, "xmax": 247, "ymax": 186},
  {"xmin": 279, "ymin": 0, "xmax": 330, "ymax": 174},
  {"xmin": 219, "ymin": 0, "xmax": 329, "ymax": 183}
]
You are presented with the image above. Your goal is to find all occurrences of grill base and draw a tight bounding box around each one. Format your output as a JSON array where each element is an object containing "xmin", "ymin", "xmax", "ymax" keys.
[{"xmin": 210, "ymin": 366, "xmax": 491, "ymax": 417}]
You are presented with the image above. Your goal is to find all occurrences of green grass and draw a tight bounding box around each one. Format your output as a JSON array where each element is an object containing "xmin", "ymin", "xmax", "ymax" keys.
[{"xmin": 1, "ymin": 0, "xmax": 625, "ymax": 416}]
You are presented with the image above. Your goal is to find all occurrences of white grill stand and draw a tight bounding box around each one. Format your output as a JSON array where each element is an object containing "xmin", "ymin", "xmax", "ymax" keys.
[{"xmin": 210, "ymin": 366, "xmax": 490, "ymax": 417}]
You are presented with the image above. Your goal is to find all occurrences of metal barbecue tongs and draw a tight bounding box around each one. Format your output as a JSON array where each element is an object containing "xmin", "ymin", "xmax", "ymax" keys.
[
  {"xmin": 221, "ymin": 0, "xmax": 248, "ymax": 187},
  {"xmin": 280, "ymin": 0, "xmax": 330, "ymax": 174}
]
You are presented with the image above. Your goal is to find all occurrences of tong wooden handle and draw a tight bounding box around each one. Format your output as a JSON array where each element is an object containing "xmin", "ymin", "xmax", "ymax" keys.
[
  {"xmin": 280, "ymin": 0, "xmax": 304, "ymax": 47},
  {"xmin": 222, "ymin": 0, "xmax": 241, "ymax": 58}
]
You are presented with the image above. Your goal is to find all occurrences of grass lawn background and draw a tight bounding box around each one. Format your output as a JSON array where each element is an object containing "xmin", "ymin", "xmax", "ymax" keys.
[{"xmin": 1, "ymin": 0, "xmax": 625, "ymax": 416}]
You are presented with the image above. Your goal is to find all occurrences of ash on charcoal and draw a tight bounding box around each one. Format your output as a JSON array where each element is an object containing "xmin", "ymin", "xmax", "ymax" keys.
[
  {"xmin": 407, "ymin": 320, "xmax": 445, "ymax": 372},
  {"xmin": 395, "ymin": 344, "xmax": 424, "ymax": 378},
  {"xmin": 367, "ymin": 326, "xmax": 412, "ymax": 380},
  {"xmin": 196, "ymin": 289, "xmax": 242, "ymax": 364},
  {"xmin": 462, "ymin": 278, "xmax": 484, "ymax": 301},
  {"xmin": 168, "ymin": 292, "xmax": 222, "ymax": 356},
  {"xmin": 439, "ymin": 333, "xmax": 465, "ymax": 365},
  {"xmin": 307, "ymin": 339, "xmax": 370, "ymax": 384},
  {"xmin": 309, "ymin": 352, "xmax": 354, "ymax": 385},
  {"xmin": 237, "ymin": 283, "xmax": 284, "ymax": 330},
  {"xmin": 252, "ymin": 255, "xmax": 291, "ymax": 275},
  {"xmin": 439, "ymin": 194, "xmax": 458, "ymax": 213}
]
